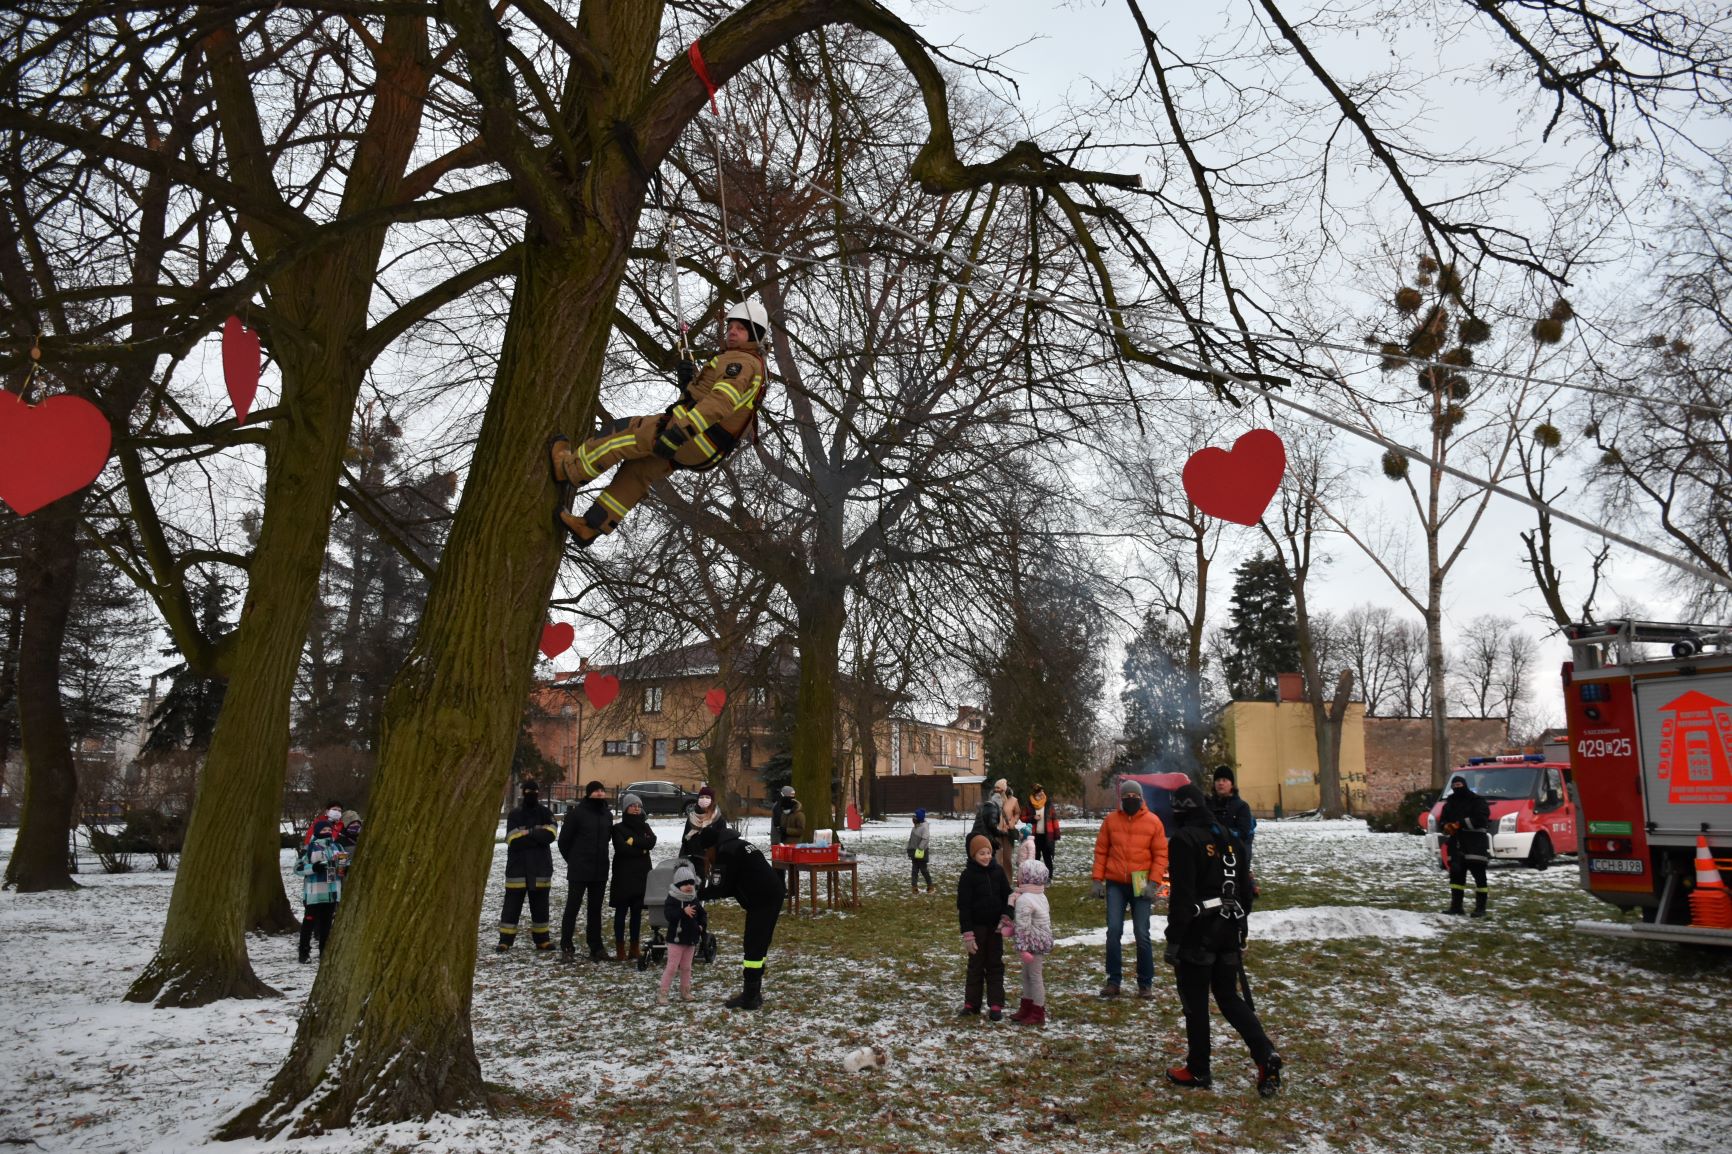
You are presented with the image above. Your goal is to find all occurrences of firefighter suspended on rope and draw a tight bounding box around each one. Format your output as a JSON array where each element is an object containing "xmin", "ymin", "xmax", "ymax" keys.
[{"xmin": 548, "ymin": 299, "xmax": 771, "ymax": 548}]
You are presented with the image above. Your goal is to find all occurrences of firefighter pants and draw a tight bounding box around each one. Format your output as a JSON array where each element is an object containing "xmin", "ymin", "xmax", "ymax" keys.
[
  {"xmin": 965, "ymin": 921, "xmax": 1006, "ymax": 1010},
  {"xmin": 1448, "ymin": 858, "xmax": 1488, "ymax": 913},
  {"xmin": 499, "ymin": 876, "xmax": 552, "ymax": 946},
  {"xmin": 1175, "ymin": 956, "xmax": 1274, "ymax": 1079},
  {"xmin": 566, "ymin": 415, "xmax": 728, "ymax": 539},
  {"xmin": 561, "ymin": 875, "xmax": 607, "ymax": 955}
]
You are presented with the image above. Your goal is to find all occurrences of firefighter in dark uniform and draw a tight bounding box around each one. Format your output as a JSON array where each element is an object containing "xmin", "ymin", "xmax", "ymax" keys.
[
  {"xmin": 497, "ymin": 779, "xmax": 558, "ymax": 951},
  {"xmin": 1163, "ymin": 783, "xmax": 1282, "ymax": 1097},
  {"xmin": 697, "ymin": 824, "xmax": 785, "ymax": 1010},
  {"xmin": 548, "ymin": 300, "xmax": 771, "ymax": 548},
  {"xmin": 1440, "ymin": 773, "xmax": 1492, "ymax": 917}
]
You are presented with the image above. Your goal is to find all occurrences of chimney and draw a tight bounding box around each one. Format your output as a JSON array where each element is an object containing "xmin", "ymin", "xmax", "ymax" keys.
[{"xmin": 1277, "ymin": 672, "xmax": 1305, "ymax": 703}]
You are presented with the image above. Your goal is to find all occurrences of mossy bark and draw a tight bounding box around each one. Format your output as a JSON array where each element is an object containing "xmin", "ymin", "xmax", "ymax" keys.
[
  {"xmin": 3, "ymin": 506, "xmax": 82, "ymax": 893},
  {"xmin": 126, "ymin": 14, "xmax": 433, "ymax": 1006}
]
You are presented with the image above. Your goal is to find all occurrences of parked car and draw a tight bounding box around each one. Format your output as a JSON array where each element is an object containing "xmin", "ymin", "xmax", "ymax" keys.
[
  {"xmin": 621, "ymin": 780, "xmax": 702, "ymax": 817},
  {"xmin": 1422, "ymin": 755, "xmax": 1577, "ymax": 870}
]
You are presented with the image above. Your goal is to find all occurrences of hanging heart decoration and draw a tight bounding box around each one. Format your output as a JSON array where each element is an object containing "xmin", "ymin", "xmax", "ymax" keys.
[
  {"xmin": 0, "ymin": 391, "xmax": 112, "ymax": 516},
  {"xmin": 538, "ymin": 622, "xmax": 574, "ymax": 660},
  {"xmin": 222, "ymin": 315, "xmax": 261, "ymax": 425},
  {"xmin": 704, "ymin": 688, "xmax": 727, "ymax": 717},
  {"xmin": 584, "ymin": 672, "xmax": 620, "ymax": 710},
  {"xmin": 1180, "ymin": 428, "xmax": 1287, "ymax": 526}
]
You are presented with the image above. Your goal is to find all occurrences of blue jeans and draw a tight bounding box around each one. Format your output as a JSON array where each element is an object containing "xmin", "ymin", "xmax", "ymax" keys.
[{"xmin": 1105, "ymin": 881, "xmax": 1154, "ymax": 989}]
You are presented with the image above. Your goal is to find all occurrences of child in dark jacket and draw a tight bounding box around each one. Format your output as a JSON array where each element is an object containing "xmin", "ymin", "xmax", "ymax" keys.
[
  {"xmin": 956, "ymin": 833, "xmax": 1014, "ymax": 1020},
  {"xmin": 659, "ymin": 860, "xmax": 707, "ymax": 1005}
]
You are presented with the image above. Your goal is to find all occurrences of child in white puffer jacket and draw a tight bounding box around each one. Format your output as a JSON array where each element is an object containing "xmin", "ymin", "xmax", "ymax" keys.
[{"xmin": 1011, "ymin": 858, "xmax": 1054, "ymax": 1025}]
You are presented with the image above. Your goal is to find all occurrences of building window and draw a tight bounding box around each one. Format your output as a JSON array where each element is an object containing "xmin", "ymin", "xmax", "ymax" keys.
[
  {"xmin": 674, "ymin": 737, "xmax": 703, "ymax": 753},
  {"xmin": 969, "ymin": 740, "xmax": 978, "ymax": 760},
  {"xmin": 642, "ymin": 686, "xmax": 663, "ymax": 714},
  {"xmin": 653, "ymin": 738, "xmax": 669, "ymax": 768},
  {"xmin": 602, "ymin": 740, "xmax": 630, "ymax": 756}
]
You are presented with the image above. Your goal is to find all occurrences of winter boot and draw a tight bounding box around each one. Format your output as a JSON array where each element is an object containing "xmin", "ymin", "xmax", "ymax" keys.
[
  {"xmin": 1472, "ymin": 890, "xmax": 1488, "ymax": 918},
  {"xmin": 1166, "ymin": 1065, "xmax": 1212, "ymax": 1089},
  {"xmin": 559, "ymin": 503, "xmax": 612, "ymax": 548},
  {"xmin": 614, "ymin": 941, "xmax": 627, "ymax": 962},
  {"xmin": 1009, "ymin": 998, "xmax": 1034, "ymax": 1024},
  {"xmin": 1445, "ymin": 890, "xmax": 1465, "ymax": 915},
  {"xmin": 494, "ymin": 936, "xmax": 513, "ymax": 953},
  {"xmin": 547, "ymin": 433, "xmax": 573, "ymax": 484},
  {"xmin": 629, "ymin": 942, "xmax": 641, "ymax": 962},
  {"xmin": 1257, "ymin": 1053, "xmax": 1284, "ymax": 1098},
  {"xmin": 988, "ymin": 1005, "xmax": 1004, "ymax": 1022},
  {"xmin": 1098, "ymin": 980, "xmax": 1122, "ymax": 998},
  {"xmin": 1029, "ymin": 1003, "xmax": 1046, "ymax": 1026},
  {"xmin": 298, "ymin": 945, "xmax": 311, "ymax": 964},
  {"xmin": 956, "ymin": 1004, "xmax": 979, "ymax": 1017},
  {"xmin": 724, "ymin": 967, "xmax": 764, "ymax": 1011}
]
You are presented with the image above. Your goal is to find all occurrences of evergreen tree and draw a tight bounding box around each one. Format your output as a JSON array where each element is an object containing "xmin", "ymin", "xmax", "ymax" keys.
[
  {"xmin": 1222, "ymin": 554, "xmax": 1301, "ymax": 700},
  {"xmin": 981, "ymin": 564, "xmax": 1105, "ymax": 799},
  {"xmin": 143, "ymin": 576, "xmax": 235, "ymax": 755},
  {"xmin": 1115, "ymin": 609, "xmax": 1214, "ymax": 777}
]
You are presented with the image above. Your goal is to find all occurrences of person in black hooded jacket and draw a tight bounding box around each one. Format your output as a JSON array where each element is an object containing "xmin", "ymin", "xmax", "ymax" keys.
[
  {"xmin": 1439, "ymin": 773, "xmax": 1492, "ymax": 917},
  {"xmin": 558, "ymin": 780, "xmax": 613, "ymax": 961},
  {"xmin": 1164, "ymin": 782, "xmax": 1282, "ymax": 1097},
  {"xmin": 696, "ymin": 824, "xmax": 785, "ymax": 1011},
  {"xmin": 609, "ymin": 792, "xmax": 657, "ymax": 961},
  {"xmin": 497, "ymin": 780, "xmax": 558, "ymax": 952}
]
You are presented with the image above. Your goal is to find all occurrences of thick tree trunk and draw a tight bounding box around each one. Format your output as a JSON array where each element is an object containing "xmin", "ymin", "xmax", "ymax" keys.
[
  {"xmin": 249, "ymin": 833, "xmax": 299, "ymax": 933},
  {"xmin": 126, "ymin": 14, "xmax": 432, "ymax": 1004},
  {"xmin": 791, "ymin": 590, "xmax": 847, "ymax": 830},
  {"xmin": 222, "ymin": 226, "xmax": 629, "ymax": 1137},
  {"xmin": 3, "ymin": 508, "xmax": 82, "ymax": 892}
]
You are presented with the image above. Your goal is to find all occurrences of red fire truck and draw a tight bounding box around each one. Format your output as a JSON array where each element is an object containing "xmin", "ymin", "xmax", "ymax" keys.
[{"xmin": 1563, "ymin": 619, "xmax": 1732, "ymax": 946}]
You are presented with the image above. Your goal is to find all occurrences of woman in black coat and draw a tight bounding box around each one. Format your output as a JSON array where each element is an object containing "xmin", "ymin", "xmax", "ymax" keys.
[{"xmin": 609, "ymin": 792, "xmax": 657, "ymax": 960}]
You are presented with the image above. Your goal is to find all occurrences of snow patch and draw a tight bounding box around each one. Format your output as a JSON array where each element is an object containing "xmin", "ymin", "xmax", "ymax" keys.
[{"xmin": 1053, "ymin": 904, "xmax": 1444, "ymax": 949}]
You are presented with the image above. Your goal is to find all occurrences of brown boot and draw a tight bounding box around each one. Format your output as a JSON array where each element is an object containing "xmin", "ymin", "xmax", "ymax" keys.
[
  {"xmin": 559, "ymin": 504, "xmax": 609, "ymax": 548},
  {"xmin": 547, "ymin": 433, "xmax": 574, "ymax": 484},
  {"xmin": 629, "ymin": 942, "xmax": 641, "ymax": 961},
  {"xmin": 614, "ymin": 941, "xmax": 627, "ymax": 962}
]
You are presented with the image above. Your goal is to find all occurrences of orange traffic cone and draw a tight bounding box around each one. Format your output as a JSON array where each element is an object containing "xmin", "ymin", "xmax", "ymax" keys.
[{"xmin": 1687, "ymin": 835, "xmax": 1732, "ymax": 929}]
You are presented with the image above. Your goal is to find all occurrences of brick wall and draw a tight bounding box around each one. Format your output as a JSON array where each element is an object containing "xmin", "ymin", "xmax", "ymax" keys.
[{"xmin": 1362, "ymin": 717, "xmax": 1509, "ymax": 813}]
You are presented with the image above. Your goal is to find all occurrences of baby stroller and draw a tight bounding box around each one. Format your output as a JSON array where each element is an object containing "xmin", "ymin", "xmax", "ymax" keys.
[{"xmin": 637, "ymin": 856, "xmax": 719, "ymax": 972}]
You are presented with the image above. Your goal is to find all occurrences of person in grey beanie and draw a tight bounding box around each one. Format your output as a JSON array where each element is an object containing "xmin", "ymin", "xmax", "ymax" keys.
[
  {"xmin": 771, "ymin": 784, "xmax": 802, "ymax": 845},
  {"xmin": 609, "ymin": 792, "xmax": 657, "ymax": 961},
  {"xmin": 659, "ymin": 860, "xmax": 707, "ymax": 1004}
]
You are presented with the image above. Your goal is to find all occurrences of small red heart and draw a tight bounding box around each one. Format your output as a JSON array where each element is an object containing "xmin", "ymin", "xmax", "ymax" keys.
[
  {"xmin": 222, "ymin": 315, "xmax": 261, "ymax": 425},
  {"xmin": 0, "ymin": 391, "xmax": 112, "ymax": 516},
  {"xmin": 1181, "ymin": 429, "xmax": 1287, "ymax": 526},
  {"xmin": 704, "ymin": 688, "xmax": 727, "ymax": 717},
  {"xmin": 538, "ymin": 622, "xmax": 574, "ymax": 659},
  {"xmin": 584, "ymin": 673, "xmax": 620, "ymax": 710}
]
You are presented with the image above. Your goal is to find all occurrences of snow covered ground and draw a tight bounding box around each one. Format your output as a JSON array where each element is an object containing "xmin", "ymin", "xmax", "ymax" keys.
[{"xmin": 2, "ymin": 817, "xmax": 1730, "ymax": 1153}]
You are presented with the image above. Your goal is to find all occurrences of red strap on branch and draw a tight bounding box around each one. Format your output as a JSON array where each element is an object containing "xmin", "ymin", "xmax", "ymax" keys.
[{"xmin": 688, "ymin": 40, "xmax": 719, "ymax": 115}]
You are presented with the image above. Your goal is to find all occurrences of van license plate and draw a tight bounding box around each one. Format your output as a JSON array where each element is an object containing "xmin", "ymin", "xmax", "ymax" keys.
[{"xmin": 1589, "ymin": 858, "xmax": 1644, "ymax": 874}]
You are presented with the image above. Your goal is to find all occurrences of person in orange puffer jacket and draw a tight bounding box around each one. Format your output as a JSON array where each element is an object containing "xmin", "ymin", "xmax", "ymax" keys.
[{"xmin": 1090, "ymin": 780, "xmax": 1170, "ymax": 998}]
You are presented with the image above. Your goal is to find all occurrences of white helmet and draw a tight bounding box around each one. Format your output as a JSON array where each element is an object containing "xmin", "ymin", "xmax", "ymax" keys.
[{"xmin": 725, "ymin": 299, "xmax": 772, "ymax": 343}]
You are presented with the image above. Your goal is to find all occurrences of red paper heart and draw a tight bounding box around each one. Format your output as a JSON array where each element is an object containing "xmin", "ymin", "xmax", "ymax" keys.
[
  {"xmin": 704, "ymin": 688, "xmax": 727, "ymax": 717},
  {"xmin": 584, "ymin": 673, "xmax": 620, "ymax": 710},
  {"xmin": 0, "ymin": 391, "xmax": 112, "ymax": 516},
  {"xmin": 538, "ymin": 622, "xmax": 574, "ymax": 659},
  {"xmin": 222, "ymin": 315, "xmax": 261, "ymax": 425},
  {"xmin": 1181, "ymin": 429, "xmax": 1287, "ymax": 526}
]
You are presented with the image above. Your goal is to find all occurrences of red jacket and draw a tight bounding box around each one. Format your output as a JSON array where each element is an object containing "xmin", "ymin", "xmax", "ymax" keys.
[
  {"xmin": 1027, "ymin": 805, "xmax": 1062, "ymax": 842},
  {"xmin": 1092, "ymin": 807, "xmax": 1169, "ymax": 886}
]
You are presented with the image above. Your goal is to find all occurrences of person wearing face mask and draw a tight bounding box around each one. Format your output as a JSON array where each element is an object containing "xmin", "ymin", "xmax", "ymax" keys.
[
  {"xmin": 1439, "ymin": 773, "xmax": 1492, "ymax": 917},
  {"xmin": 558, "ymin": 780, "xmax": 614, "ymax": 961},
  {"xmin": 1089, "ymin": 780, "xmax": 1170, "ymax": 998},
  {"xmin": 1026, "ymin": 786, "xmax": 1061, "ymax": 878},
  {"xmin": 496, "ymin": 779, "xmax": 558, "ymax": 952},
  {"xmin": 608, "ymin": 793, "xmax": 657, "ymax": 962},
  {"xmin": 679, "ymin": 785, "xmax": 727, "ymax": 872}
]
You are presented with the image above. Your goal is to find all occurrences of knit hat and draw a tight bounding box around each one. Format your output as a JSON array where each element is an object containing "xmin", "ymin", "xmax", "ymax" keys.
[
  {"xmin": 698, "ymin": 785, "xmax": 716, "ymax": 800},
  {"xmin": 967, "ymin": 833, "xmax": 993, "ymax": 858},
  {"xmin": 1170, "ymin": 783, "xmax": 1208, "ymax": 815},
  {"xmin": 668, "ymin": 860, "xmax": 700, "ymax": 900},
  {"xmin": 1211, "ymin": 765, "xmax": 1235, "ymax": 785},
  {"xmin": 308, "ymin": 816, "xmax": 336, "ymax": 840},
  {"xmin": 620, "ymin": 793, "xmax": 644, "ymax": 812},
  {"xmin": 1119, "ymin": 779, "xmax": 1144, "ymax": 799},
  {"xmin": 781, "ymin": 785, "xmax": 795, "ymax": 798},
  {"xmin": 913, "ymin": 808, "xmax": 926, "ymax": 823},
  {"xmin": 993, "ymin": 778, "xmax": 1008, "ymax": 793},
  {"xmin": 341, "ymin": 810, "xmax": 360, "ymax": 826},
  {"xmin": 1017, "ymin": 858, "xmax": 1050, "ymax": 887},
  {"xmin": 584, "ymin": 779, "xmax": 607, "ymax": 797}
]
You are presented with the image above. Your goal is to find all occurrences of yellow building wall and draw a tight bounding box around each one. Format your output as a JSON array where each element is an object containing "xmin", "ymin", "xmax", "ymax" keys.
[{"xmin": 1223, "ymin": 701, "xmax": 1367, "ymax": 816}]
